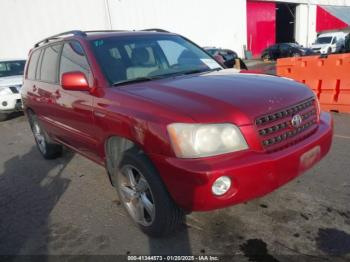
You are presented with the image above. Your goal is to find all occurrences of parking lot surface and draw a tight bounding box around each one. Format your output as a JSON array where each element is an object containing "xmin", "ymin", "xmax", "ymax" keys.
[{"xmin": 0, "ymin": 113, "xmax": 349, "ymax": 261}]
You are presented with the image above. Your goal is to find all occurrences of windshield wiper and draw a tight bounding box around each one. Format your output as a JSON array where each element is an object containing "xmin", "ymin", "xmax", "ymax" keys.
[
  {"xmin": 112, "ymin": 68, "xmax": 223, "ymax": 87},
  {"xmin": 183, "ymin": 67, "xmax": 222, "ymax": 75},
  {"xmin": 112, "ymin": 77, "xmax": 155, "ymax": 87}
]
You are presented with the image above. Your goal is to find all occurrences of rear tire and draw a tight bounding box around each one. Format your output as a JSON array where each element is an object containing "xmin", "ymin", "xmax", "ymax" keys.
[
  {"xmin": 28, "ymin": 112, "xmax": 62, "ymax": 159},
  {"xmin": 0, "ymin": 113, "xmax": 7, "ymax": 122},
  {"xmin": 114, "ymin": 148, "xmax": 184, "ymax": 237}
]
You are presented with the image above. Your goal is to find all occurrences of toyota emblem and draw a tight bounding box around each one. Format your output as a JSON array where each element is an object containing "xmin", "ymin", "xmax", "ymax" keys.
[{"xmin": 291, "ymin": 114, "xmax": 303, "ymax": 128}]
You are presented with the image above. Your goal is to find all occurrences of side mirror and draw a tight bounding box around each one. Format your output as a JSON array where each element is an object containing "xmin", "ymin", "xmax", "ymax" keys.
[{"xmin": 61, "ymin": 72, "xmax": 89, "ymax": 91}]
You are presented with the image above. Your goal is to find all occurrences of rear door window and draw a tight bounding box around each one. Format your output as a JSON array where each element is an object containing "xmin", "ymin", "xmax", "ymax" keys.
[
  {"xmin": 59, "ymin": 41, "xmax": 92, "ymax": 85},
  {"xmin": 39, "ymin": 44, "xmax": 62, "ymax": 83},
  {"xmin": 27, "ymin": 50, "xmax": 41, "ymax": 80}
]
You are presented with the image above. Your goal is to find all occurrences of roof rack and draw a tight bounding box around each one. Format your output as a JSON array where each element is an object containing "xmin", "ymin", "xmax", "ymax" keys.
[
  {"xmin": 33, "ymin": 28, "xmax": 170, "ymax": 48},
  {"xmin": 141, "ymin": 28, "xmax": 170, "ymax": 33},
  {"xmin": 84, "ymin": 30, "xmax": 128, "ymax": 34},
  {"xmin": 34, "ymin": 30, "xmax": 87, "ymax": 48}
]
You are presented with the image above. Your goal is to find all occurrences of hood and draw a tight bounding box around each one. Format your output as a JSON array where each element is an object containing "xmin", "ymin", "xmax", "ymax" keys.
[
  {"xmin": 0, "ymin": 75, "xmax": 23, "ymax": 87},
  {"xmin": 120, "ymin": 69, "xmax": 314, "ymax": 125},
  {"xmin": 299, "ymin": 47, "xmax": 314, "ymax": 52}
]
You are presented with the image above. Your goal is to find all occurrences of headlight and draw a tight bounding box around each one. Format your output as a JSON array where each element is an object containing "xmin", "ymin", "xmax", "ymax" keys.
[
  {"xmin": 0, "ymin": 87, "xmax": 12, "ymax": 96},
  {"xmin": 167, "ymin": 123, "xmax": 248, "ymax": 158}
]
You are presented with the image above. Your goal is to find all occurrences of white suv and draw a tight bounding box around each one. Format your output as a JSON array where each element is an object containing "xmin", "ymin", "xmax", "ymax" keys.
[
  {"xmin": 0, "ymin": 59, "xmax": 25, "ymax": 121},
  {"xmin": 311, "ymin": 32, "xmax": 345, "ymax": 54}
]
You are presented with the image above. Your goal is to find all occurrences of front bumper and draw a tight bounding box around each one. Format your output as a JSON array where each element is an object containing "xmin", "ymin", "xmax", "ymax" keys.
[
  {"xmin": 150, "ymin": 112, "xmax": 333, "ymax": 211},
  {"xmin": 0, "ymin": 93, "xmax": 22, "ymax": 113}
]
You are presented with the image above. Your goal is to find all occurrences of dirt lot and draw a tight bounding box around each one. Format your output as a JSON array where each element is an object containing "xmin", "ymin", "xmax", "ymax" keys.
[{"xmin": 0, "ymin": 113, "xmax": 349, "ymax": 261}]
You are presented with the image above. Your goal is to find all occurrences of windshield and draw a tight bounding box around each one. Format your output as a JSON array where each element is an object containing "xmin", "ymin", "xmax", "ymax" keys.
[
  {"xmin": 0, "ymin": 60, "xmax": 25, "ymax": 78},
  {"xmin": 316, "ymin": 37, "xmax": 332, "ymax": 44},
  {"xmin": 90, "ymin": 35, "xmax": 222, "ymax": 85}
]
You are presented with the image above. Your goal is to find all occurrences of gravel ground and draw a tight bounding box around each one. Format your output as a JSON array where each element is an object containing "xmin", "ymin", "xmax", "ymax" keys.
[{"xmin": 0, "ymin": 113, "xmax": 349, "ymax": 261}]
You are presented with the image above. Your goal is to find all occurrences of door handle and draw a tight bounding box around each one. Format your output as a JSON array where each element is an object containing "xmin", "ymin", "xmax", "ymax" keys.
[
  {"xmin": 94, "ymin": 110, "xmax": 106, "ymax": 118},
  {"xmin": 53, "ymin": 90, "xmax": 61, "ymax": 99}
]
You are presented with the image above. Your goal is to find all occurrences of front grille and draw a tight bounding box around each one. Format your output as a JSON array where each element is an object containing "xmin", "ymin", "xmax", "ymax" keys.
[
  {"xmin": 255, "ymin": 98, "xmax": 318, "ymax": 152},
  {"xmin": 9, "ymin": 86, "xmax": 19, "ymax": 94},
  {"xmin": 15, "ymin": 99, "xmax": 23, "ymax": 110}
]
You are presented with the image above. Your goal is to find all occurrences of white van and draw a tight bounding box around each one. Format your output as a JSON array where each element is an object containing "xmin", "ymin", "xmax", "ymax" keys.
[{"xmin": 311, "ymin": 32, "xmax": 345, "ymax": 54}]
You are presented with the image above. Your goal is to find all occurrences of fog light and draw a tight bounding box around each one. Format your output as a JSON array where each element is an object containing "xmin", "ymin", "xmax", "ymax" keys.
[
  {"xmin": 212, "ymin": 176, "xmax": 231, "ymax": 196},
  {"xmin": 2, "ymin": 101, "xmax": 7, "ymax": 107}
]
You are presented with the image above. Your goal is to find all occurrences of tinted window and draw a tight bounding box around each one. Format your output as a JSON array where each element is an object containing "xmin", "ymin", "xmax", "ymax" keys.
[
  {"xmin": 279, "ymin": 44, "xmax": 290, "ymax": 51},
  {"xmin": 205, "ymin": 49, "xmax": 218, "ymax": 56},
  {"xmin": 219, "ymin": 50, "xmax": 236, "ymax": 61},
  {"xmin": 0, "ymin": 60, "xmax": 25, "ymax": 78},
  {"xmin": 40, "ymin": 44, "xmax": 61, "ymax": 83},
  {"xmin": 316, "ymin": 37, "xmax": 332, "ymax": 44},
  {"xmin": 60, "ymin": 41, "xmax": 92, "ymax": 84},
  {"xmin": 27, "ymin": 50, "xmax": 40, "ymax": 80},
  {"xmin": 267, "ymin": 45, "xmax": 278, "ymax": 51}
]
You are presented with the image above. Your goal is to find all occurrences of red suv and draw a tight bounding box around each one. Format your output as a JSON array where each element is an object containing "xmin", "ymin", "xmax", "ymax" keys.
[{"xmin": 22, "ymin": 30, "xmax": 333, "ymax": 236}]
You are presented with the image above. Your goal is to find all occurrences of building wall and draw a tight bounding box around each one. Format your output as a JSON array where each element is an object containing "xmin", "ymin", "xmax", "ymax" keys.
[
  {"xmin": 0, "ymin": 0, "xmax": 247, "ymax": 59},
  {"xmin": 106, "ymin": 0, "xmax": 247, "ymax": 57},
  {"xmin": 295, "ymin": 4, "xmax": 317, "ymax": 47},
  {"xmin": 316, "ymin": 6, "xmax": 349, "ymax": 32},
  {"xmin": 258, "ymin": 0, "xmax": 350, "ymax": 6},
  {"xmin": 0, "ymin": 0, "xmax": 110, "ymax": 59},
  {"xmin": 247, "ymin": 1, "xmax": 276, "ymax": 57},
  {"xmin": 0, "ymin": 0, "xmax": 348, "ymax": 60}
]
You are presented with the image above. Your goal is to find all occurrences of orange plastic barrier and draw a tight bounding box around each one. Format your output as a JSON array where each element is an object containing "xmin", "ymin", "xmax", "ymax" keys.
[{"xmin": 277, "ymin": 54, "xmax": 350, "ymax": 113}]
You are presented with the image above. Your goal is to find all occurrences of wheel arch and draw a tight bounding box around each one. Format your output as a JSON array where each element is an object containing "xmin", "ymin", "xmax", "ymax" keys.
[{"xmin": 104, "ymin": 135, "xmax": 145, "ymax": 186}]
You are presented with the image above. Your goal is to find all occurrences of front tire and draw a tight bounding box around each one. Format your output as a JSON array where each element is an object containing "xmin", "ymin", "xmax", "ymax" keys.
[
  {"xmin": 115, "ymin": 148, "xmax": 184, "ymax": 237},
  {"xmin": 0, "ymin": 112, "xmax": 7, "ymax": 122},
  {"xmin": 28, "ymin": 112, "xmax": 62, "ymax": 159}
]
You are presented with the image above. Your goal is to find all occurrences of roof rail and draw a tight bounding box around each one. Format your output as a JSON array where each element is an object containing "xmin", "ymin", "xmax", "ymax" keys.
[
  {"xmin": 84, "ymin": 30, "xmax": 127, "ymax": 34},
  {"xmin": 141, "ymin": 28, "xmax": 170, "ymax": 33},
  {"xmin": 34, "ymin": 30, "xmax": 87, "ymax": 48}
]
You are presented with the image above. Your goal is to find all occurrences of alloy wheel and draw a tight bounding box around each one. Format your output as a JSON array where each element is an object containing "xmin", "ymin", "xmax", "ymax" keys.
[
  {"xmin": 32, "ymin": 120, "xmax": 47, "ymax": 155},
  {"xmin": 117, "ymin": 165, "xmax": 156, "ymax": 226}
]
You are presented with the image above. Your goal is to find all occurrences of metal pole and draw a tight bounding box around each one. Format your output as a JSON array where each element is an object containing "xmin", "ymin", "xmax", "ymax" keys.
[{"xmin": 105, "ymin": 0, "xmax": 113, "ymax": 30}]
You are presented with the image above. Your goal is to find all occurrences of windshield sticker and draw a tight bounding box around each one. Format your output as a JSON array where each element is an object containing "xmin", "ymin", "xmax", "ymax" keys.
[{"xmin": 201, "ymin": 59, "xmax": 219, "ymax": 69}]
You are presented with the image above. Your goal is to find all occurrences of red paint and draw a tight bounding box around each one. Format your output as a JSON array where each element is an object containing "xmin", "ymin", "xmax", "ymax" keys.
[
  {"xmin": 247, "ymin": 1, "xmax": 276, "ymax": 57},
  {"xmin": 316, "ymin": 6, "xmax": 348, "ymax": 32},
  {"xmin": 61, "ymin": 71, "xmax": 89, "ymax": 91},
  {"xmin": 22, "ymin": 32, "xmax": 333, "ymax": 212}
]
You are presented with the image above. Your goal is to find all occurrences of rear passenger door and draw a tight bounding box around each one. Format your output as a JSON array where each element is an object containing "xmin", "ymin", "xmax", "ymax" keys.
[
  {"xmin": 54, "ymin": 40, "xmax": 96, "ymax": 158},
  {"xmin": 34, "ymin": 43, "xmax": 63, "ymax": 130}
]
